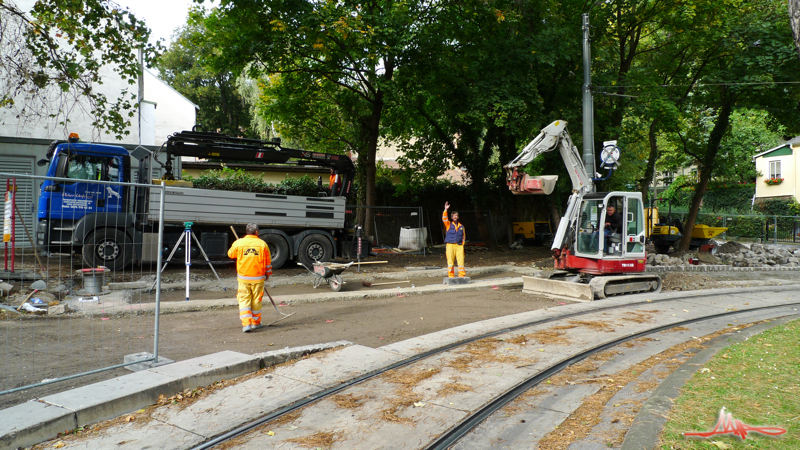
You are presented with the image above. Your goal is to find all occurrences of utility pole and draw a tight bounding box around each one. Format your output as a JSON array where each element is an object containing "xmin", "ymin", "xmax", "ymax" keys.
[{"xmin": 581, "ymin": 12, "xmax": 596, "ymax": 191}]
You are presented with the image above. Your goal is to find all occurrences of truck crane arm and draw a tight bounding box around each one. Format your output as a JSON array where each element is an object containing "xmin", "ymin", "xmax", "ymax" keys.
[
  {"xmin": 161, "ymin": 130, "xmax": 356, "ymax": 197},
  {"xmin": 503, "ymin": 120, "xmax": 592, "ymax": 196}
]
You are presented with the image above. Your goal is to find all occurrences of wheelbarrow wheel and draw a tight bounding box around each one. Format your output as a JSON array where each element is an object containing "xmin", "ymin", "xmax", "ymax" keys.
[{"xmin": 330, "ymin": 274, "xmax": 343, "ymax": 292}]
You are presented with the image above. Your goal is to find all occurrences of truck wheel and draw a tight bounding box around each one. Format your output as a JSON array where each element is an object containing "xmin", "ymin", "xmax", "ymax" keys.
[
  {"xmin": 260, "ymin": 233, "xmax": 289, "ymax": 269},
  {"xmin": 83, "ymin": 229, "xmax": 133, "ymax": 271},
  {"xmin": 297, "ymin": 234, "xmax": 333, "ymax": 267}
]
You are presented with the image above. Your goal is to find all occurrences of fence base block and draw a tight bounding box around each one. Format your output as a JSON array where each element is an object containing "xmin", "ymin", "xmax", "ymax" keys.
[
  {"xmin": 124, "ymin": 352, "xmax": 175, "ymax": 372},
  {"xmin": 443, "ymin": 277, "xmax": 471, "ymax": 285}
]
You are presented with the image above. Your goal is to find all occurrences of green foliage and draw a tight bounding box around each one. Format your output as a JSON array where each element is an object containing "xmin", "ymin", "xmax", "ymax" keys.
[
  {"xmin": 0, "ymin": 1, "xmax": 161, "ymax": 138},
  {"xmin": 154, "ymin": 16, "xmax": 255, "ymax": 137},
  {"xmin": 274, "ymin": 175, "xmax": 319, "ymax": 197},
  {"xmin": 185, "ymin": 168, "xmax": 319, "ymax": 197},
  {"xmin": 754, "ymin": 197, "xmax": 800, "ymax": 216}
]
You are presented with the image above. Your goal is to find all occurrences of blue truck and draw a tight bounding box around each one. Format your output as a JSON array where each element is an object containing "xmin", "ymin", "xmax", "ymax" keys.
[{"xmin": 36, "ymin": 131, "xmax": 356, "ymax": 271}]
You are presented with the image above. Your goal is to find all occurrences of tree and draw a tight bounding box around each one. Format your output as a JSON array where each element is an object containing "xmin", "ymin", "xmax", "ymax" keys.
[
  {"xmin": 0, "ymin": 0, "xmax": 160, "ymax": 139},
  {"xmin": 196, "ymin": 0, "xmax": 436, "ymax": 237},
  {"xmin": 385, "ymin": 0, "xmax": 582, "ymax": 244},
  {"xmin": 155, "ymin": 15, "xmax": 254, "ymax": 137},
  {"xmin": 666, "ymin": 0, "xmax": 800, "ymax": 251}
]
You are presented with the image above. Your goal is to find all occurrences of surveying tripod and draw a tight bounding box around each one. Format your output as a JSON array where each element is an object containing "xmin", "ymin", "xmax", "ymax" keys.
[{"xmin": 150, "ymin": 222, "xmax": 226, "ymax": 301}]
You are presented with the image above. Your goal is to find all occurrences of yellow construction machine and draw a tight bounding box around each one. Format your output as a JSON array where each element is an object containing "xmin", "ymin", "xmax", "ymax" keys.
[{"xmin": 645, "ymin": 202, "xmax": 726, "ymax": 254}]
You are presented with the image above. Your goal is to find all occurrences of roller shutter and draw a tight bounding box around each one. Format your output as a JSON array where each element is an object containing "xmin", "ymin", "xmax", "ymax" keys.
[{"xmin": 0, "ymin": 156, "xmax": 36, "ymax": 249}]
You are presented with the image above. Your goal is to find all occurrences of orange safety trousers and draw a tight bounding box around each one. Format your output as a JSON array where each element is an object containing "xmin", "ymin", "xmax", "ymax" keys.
[
  {"xmin": 445, "ymin": 243, "xmax": 466, "ymax": 277},
  {"xmin": 237, "ymin": 280, "xmax": 264, "ymax": 327}
]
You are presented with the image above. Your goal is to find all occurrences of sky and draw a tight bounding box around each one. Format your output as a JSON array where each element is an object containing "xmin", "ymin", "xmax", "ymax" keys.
[{"xmin": 116, "ymin": 0, "xmax": 214, "ymax": 46}]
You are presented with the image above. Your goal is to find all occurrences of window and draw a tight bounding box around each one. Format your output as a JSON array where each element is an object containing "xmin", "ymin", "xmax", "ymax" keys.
[
  {"xmin": 769, "ymin": 160, "xmax": 781, "ymax": 179},
  {"xmin": 65, "ymin": 155, "xmax": 120, "ymax": 181},
  {"xmin": 576, "ymin": 199, "xmax": 602, "ymax": 256},
  {"xmin": 626, "ymin": 197, "xmax": 644, "ymax": 254}
]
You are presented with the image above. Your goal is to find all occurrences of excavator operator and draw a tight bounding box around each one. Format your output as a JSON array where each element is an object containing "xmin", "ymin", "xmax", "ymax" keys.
[{"xmin": 604, "ymin": 200, "xmax": 623, "ymax": 254}]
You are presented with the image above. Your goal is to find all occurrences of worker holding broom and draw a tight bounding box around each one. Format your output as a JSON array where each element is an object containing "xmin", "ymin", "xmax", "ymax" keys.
[
  {"xmin": 228, "ymin": 223, "xmax": 272, "ymax": 332},
  {"xmin": 443, "ymin": 202, "xmax": 466, "ymax": 277}
]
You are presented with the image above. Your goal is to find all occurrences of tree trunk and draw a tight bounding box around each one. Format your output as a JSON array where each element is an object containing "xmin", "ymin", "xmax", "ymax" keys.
[
  {"xmin": 640, "ymin": 119, "xmax": 659, "ymax": 200},
  {"xmin": 790, "ymin": 0, "xmax": 800, "ymax": 60},
  {"xmin": 677, "ymin": 101, "xmax": 733, "ymax": 252},
  {"xmin": 474, "ymin": 206, "xmax": 494, "ymax": 249},
  {"xmin": 363, "ymin": 92, "xmax": 384, "ymax": 239}
]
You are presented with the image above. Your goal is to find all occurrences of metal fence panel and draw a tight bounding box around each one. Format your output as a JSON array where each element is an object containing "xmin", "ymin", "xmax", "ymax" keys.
[
  {"xmin": 346, "ymin": 205, "xmax": 426, "ymax": 255},
  {"xmin": 1, "ymin": 173, "xmax": 165, "ymax": 408},
  {"xmin": 428, "ymin": 209, "xmax": 498, "ymax": 247}
]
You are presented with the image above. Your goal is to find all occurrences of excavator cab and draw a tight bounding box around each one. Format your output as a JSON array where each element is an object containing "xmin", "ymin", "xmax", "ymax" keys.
[{"xmin": 567, "ymin": 191, "xmax": 647, "ymax": 273}]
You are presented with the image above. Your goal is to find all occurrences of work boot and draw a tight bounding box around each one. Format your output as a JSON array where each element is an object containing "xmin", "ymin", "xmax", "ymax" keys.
[
  {"xmin": 252, "ymin": 324, "xmax": 264, "ymax": 330},
  {"xmin": 243, "ymin": 325, "xmax": 252, "ymax": 333}
]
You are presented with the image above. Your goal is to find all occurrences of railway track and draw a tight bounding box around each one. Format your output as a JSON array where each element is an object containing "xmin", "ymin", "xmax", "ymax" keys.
[{"xmin": 184, "ymin": 285, "xmax": 800, "ymax": 450}]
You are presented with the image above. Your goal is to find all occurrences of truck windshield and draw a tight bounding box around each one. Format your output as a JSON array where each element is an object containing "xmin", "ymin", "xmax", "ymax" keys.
[{"xmin": 64, "ymin": 155, "xmax": 119, "ymax": 182}]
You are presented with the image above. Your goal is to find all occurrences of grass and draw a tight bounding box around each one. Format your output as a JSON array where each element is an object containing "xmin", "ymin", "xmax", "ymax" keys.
[{"xmin": 659, "ymin": 319, "xmax": 800, "ymax": 449}]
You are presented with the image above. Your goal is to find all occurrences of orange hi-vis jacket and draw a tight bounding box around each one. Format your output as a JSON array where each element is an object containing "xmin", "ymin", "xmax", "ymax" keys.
[
  {"xmin": 228, "ymin": 235, "xmax": 273, "ymax": 281},
  {"xmin": 442, "ymin": 210, "xmax": 466, "ymax": 245}
]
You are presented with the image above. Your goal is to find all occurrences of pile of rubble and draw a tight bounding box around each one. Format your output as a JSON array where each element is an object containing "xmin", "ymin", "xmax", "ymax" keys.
[{"xmin": 647, "ymin": 241, "xmax": 800, "ymax": 268}]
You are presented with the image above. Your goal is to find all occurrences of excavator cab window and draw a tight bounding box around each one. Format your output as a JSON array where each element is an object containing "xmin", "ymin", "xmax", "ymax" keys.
[
  {"xmin": 626, "ymin": 197, "xmax": 645, "ymax": 254},
  {"xmin": 576, "ymin": 199, "xmax": 602, "ymax": 256},
  {"xmin": 603, "ymin": 197, "xmax": 623, "ymax": 255}
]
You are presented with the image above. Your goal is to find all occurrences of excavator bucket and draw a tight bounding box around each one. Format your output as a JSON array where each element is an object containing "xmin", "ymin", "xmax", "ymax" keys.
[{"xmin": 508, "ymin": 174, "xmax": 558, "ymax": 195}]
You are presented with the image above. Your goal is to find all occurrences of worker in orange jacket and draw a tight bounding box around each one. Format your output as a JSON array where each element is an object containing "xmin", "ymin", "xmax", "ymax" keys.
[
  {"xmin": 228, "ymin": 223, "xmax": 273, "ymax": 332},
  {"xmin": 442, "ymin": 201, "xmax": 466, "ymax": 277},
  {"xmin": 329, "ymin": 169, "xmax": 339, "ymax": 195}
]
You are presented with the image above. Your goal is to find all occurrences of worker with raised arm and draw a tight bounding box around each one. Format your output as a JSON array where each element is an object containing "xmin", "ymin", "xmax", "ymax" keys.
[
  {"xmin": 228, "ymin": 223, "xmax": 273, "ymax": 332},
  {"xmin": 442, "ymin": 202, "xmax": 466, "ymax": 277}
]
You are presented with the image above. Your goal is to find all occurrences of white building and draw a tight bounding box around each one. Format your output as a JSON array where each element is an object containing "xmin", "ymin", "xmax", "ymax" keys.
[{"xmin": 0, "ymin": 1, "xmax": 196, "ymax": 246}]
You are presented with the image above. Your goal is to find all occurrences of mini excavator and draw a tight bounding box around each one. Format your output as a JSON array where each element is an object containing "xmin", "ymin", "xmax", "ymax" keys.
[{"xmin": 504, "ymin": 120, "xmax": 662, "ymax": 301}]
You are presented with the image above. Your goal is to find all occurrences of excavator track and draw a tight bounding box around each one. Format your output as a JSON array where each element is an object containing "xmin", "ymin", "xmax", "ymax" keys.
[{"xmin": 522, "ymin": 272, "xmax": 662, "ymax": 301}]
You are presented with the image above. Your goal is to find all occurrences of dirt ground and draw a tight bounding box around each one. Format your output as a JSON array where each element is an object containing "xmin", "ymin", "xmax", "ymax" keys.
[{"xmin": 2, "ymin": 244, "xmax": 796, "ymax": 411}]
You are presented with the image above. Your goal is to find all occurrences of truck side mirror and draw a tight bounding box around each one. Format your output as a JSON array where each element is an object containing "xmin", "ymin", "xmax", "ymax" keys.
[
  {"xmin": 54, "ymin": 153, "xmax": 69, "ymax": 179},
  {"xmin": 37, "ymin": 159, "xmax": 49, "ymax": 167}
]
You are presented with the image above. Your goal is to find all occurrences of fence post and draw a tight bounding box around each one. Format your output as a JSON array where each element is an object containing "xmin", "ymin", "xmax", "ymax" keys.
[
  {"xmin": 154, "ymin": 181, "xmax": 166, "ymax": 360},
  {"xmin": 773, "ymin": 216, "xmax": 778, "ymax": 244},
  {"xmin": 722, "ymin": 215, "xmax": 727, "ymax": 240}
]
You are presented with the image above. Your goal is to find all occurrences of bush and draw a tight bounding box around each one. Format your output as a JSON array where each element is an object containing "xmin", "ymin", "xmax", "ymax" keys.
[
  {"xmin": 725, "ymin": 215, "xmax": 766, "ymax": 239},
  {"xmin": 275, "ymin": 175, "xmax": 319, "ymax": 197},
  {"xmin": 183, "ymin": 168, "xmax": 321, "ymax": 197},
  {"xmin": 753, "ymin": 197, "xmax": 800, "ymax": 216}
]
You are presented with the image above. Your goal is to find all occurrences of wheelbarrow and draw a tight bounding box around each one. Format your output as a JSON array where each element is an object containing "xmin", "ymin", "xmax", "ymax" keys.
[{"xmin": 298, "ymin": 261, "xmax": 353, "ymax": 292}]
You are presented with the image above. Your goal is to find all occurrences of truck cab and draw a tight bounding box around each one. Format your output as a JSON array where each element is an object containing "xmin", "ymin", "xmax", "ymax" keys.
[{"xmin": 37, "ymin": 140, "xmax": 135, "ymax": 270}]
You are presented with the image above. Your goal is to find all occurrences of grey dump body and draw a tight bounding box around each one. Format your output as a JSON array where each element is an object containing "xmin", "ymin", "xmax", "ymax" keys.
[{"xmin": 148, "ymin": 187, "xmax": 345, "ymax": 229}]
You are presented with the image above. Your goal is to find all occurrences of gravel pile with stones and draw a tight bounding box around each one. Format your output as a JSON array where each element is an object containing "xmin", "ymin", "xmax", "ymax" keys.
[{"xmin": 647, "ymin": 241, "xmax": 800, "ymax": 268}]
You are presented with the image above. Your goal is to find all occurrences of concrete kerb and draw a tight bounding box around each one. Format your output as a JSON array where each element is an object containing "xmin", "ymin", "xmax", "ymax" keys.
[
  {"xmin": 108, "ymin": 264, "xmax": 527, "ymax": 292},
  {"xmin": 0, "ymin": 342, "xmax": 352, "ymax": 450},
  {"xmin": 80, "ymin": 266, "xmax": 533, "ymax": 317},
  {"xmin": 620, "ymin": 314, "xmax": 800, "ymax": 450}
]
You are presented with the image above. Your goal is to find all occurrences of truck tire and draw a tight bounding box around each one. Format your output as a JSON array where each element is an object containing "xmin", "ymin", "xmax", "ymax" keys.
[
  {"xmin": 83, "ymin": 228, "xmax": 133, "ymax": 271},
  {"xmin": 260, "ymin": 233, "xmax": 289, "ymax": 269},
  {"xmin": 297, "ymin": 234, "xmax": 333, "ymax": 267}
]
